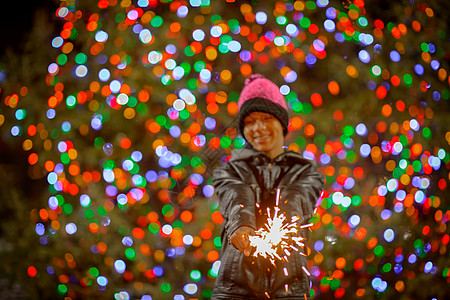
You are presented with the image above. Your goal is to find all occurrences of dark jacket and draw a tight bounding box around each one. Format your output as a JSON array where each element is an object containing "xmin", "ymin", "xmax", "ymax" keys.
[{"xmin": 212, "ymin": 147, "xmax": 324, "ymax": 300}]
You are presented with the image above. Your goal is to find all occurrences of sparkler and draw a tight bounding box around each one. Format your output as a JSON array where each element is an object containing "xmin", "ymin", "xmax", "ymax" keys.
[
  {"xmin": 248, "ymin": 189, "xmax": 312, "ymax": 266},
  {"xmin": 248, "ymin": 189, "xmax": 314, "ymax": 298}
]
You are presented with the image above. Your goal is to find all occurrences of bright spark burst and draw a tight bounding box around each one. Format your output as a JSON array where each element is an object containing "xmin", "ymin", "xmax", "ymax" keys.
[
  {"xmin": 248, "ymin": 189, "xmax": 310, "ymax": 266},
  {"xmin": 249, "ymin": 189, "xmax": 314, "ymax": 298}
]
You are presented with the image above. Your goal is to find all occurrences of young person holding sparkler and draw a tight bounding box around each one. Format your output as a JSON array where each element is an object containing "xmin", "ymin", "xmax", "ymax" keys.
[{"xmin": 212, "ymin": 74, "xmax": 324, "ymax": 299}]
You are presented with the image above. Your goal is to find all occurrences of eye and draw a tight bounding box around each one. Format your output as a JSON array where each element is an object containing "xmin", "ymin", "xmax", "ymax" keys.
[
  {"xmin": 262, "ymin": 115, "xmax": 273, "ymax": 121},
  {"xmin": 244, "ymin": 119, "xmax": 255, "ymax": 125}
]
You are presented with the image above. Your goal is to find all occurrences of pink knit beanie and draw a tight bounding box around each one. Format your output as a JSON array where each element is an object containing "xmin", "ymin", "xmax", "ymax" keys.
[{"xmin": 237, "ymin": 74, "xmax": 289, "ymax": 136}]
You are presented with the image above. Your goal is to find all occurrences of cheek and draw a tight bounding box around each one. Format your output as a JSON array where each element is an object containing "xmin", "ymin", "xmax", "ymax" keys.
[
  {"xmin": 243, "ymin": 127, "xmax": 250, "ymax": 138},
  {"xmin": 243, "ymin": 128, "xmax": 255, "ymax": 143},
  {"xmin": 277, "ymin": 122, "xmax": 285, "ymax": 134}
]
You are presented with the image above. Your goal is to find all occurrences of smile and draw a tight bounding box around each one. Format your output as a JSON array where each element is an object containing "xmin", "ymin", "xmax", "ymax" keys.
[{"xmin": 253, "ymin": 134, "xmax": 270, "ymax": 142}]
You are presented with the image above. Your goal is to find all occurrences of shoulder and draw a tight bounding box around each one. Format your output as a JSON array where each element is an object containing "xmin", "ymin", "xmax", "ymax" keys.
[
  {"xmin": 212, "ymin": 149, "xmax": 257, "ymax": 181},
  {"xmin": 212, "ymin": 157, "xmax": 249, "ymax": 180}
]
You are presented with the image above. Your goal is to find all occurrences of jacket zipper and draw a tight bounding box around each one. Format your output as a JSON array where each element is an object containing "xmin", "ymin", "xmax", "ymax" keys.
[
  {"xmin": 267, "ymin": 161, "xmax": 273, "ymax": 296},
  {"xmin": 268, "ymin": 162, "xmax": 274, "ymax": 191}
]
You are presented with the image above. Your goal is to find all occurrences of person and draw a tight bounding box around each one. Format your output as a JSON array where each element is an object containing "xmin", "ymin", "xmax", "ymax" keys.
[{"xmin": 211, "ymin": 74, "xmax": 324, "ymax": 299}]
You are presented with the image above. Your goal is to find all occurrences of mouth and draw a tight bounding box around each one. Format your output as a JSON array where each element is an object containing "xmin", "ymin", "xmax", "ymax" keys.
[{"xmin": 253, "ymin": 134, "xmax": 270, "ymax": 143}]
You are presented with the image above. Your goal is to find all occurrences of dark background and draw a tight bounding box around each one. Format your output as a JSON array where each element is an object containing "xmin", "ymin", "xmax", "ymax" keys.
[{"xmin": 0, "ymin": 0, "xmax": 58, "ymax": 57}]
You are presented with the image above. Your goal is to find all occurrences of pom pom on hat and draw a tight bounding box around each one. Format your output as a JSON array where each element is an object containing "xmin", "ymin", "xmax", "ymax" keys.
[{"xmin": 237, "ymin": 74, "xmax": 289, "ymax": 137}]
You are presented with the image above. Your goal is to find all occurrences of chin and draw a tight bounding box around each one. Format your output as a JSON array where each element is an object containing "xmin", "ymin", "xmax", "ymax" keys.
[{"xmin": 253, "ymin": 144, "xmax": 270, "ymax": 152}]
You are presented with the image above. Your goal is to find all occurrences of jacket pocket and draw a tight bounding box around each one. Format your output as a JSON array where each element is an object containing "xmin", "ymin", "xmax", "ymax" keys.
[
  {"xmin": 217, "ymin": 246, "xmax": 262, "ymax": 295},
  {"xmin": 216, "ymin": 246, "xmax": 236, "ymax": 290}
]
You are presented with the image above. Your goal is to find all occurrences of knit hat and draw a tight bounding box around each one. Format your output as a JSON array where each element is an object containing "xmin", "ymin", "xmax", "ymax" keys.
[{"xmin": 237, "ymin": 74, "xmax": 289, "ymax": 136}]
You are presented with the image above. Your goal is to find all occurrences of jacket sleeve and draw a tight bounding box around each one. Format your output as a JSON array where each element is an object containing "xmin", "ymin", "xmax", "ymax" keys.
[
  {"xmin": 279, "ymin": 160, "xmax": 324, "ymax": 224},
  {"xmin": 212, "ymin": 162, "xmax": 257, "ymax": 238}
]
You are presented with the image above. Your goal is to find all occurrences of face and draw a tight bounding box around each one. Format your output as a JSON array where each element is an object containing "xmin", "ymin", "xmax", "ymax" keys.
[{"xmin": 243, "ymin": 111, "xmax": 285, "ymax": 159}]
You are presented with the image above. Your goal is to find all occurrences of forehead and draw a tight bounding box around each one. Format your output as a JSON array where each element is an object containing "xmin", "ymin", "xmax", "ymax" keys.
[{"xmin": 244, "ymin": 111, "xmax": 273, "ymax": 119}]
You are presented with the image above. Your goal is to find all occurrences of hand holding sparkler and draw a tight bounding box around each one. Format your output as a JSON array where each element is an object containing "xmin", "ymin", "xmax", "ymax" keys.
[
  {"xmin": 230, "ymin": 225, "xmax": 255, "ymax": 256},
  {"xmin": 248, "ymin": 189, "xmax": 311, "ymax": 266}
]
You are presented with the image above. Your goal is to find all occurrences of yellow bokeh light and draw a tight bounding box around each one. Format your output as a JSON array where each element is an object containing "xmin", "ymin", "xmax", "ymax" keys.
[
  {"xmin": 68, "ymin": 148, "xmax": 77, "ymax": 160},
  {"xmin": 400, "ymin": 174, "xmax": 410, "ymax": 185},
  {"xmin": 294, "ymin": 1, "xmax": 305, "ymax": 11},
  {"xmin": 348, "ymin": 9, "xmax": 359, "ymax": 20},
  {"xmin": 44, "ymin": 139, "xmax": 52, "ymax": 151},
  {"xmin": 346, "ymin": 65, "xmax": 359, "ymax": 78},
  {"xmin": 152, "ymin": 139, "xmax": 164, "ymax": 150},
  {"xmin": 61, "ymin": 42, "xmax": 74, "ymax": 54},
  {"xmin": 23, "ymin": 139, "xmax": 33, "ymax": 151},
  {"xmin": 240, "ymin": 3, "xmax": 252, "ymax": 15},
  {"xmin": 124, "ymin": 107, "xmax": 136, "ymax": 119},
  {"xmin": 385, "ymin": 160, "xmax": 396, "ymax": 172},
  {"xmin": 180, "ymin": 132, "xmax": 191, "ymax": 144},
  {"xmin": 205, "ymin": 47, "xmax": 218, "ymax": 61},
  {"xmin": 220, "ymin": 70, "xmax": 232, "ymax": 84},
  {"xmin": 321, "ymin": 213, "xmax": 332, "ymax": 224},
  {"xmin": 154, "ymin": 250, "xmax": 165, "ymax": 263}
]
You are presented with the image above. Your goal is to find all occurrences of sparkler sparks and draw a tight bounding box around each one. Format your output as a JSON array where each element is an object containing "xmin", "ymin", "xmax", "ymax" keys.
[
  {"xmin": 248, "ymin": 189, "xmax": 313, "ymax": 298},
  {"xmin": 248, "ymin": 189, "xmax": 308, "ymax": 266}
]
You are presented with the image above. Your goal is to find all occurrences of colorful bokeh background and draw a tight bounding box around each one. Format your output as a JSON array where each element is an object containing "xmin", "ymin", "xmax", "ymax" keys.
[{"xmin": 0, "ymin": 0, "xmax": 449, "ymax": 299}]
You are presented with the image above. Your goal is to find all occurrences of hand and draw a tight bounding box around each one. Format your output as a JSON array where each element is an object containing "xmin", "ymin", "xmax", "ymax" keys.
[{"xmin": 230, "ymin": 226, "xmax": 255, "ymax": 256}]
